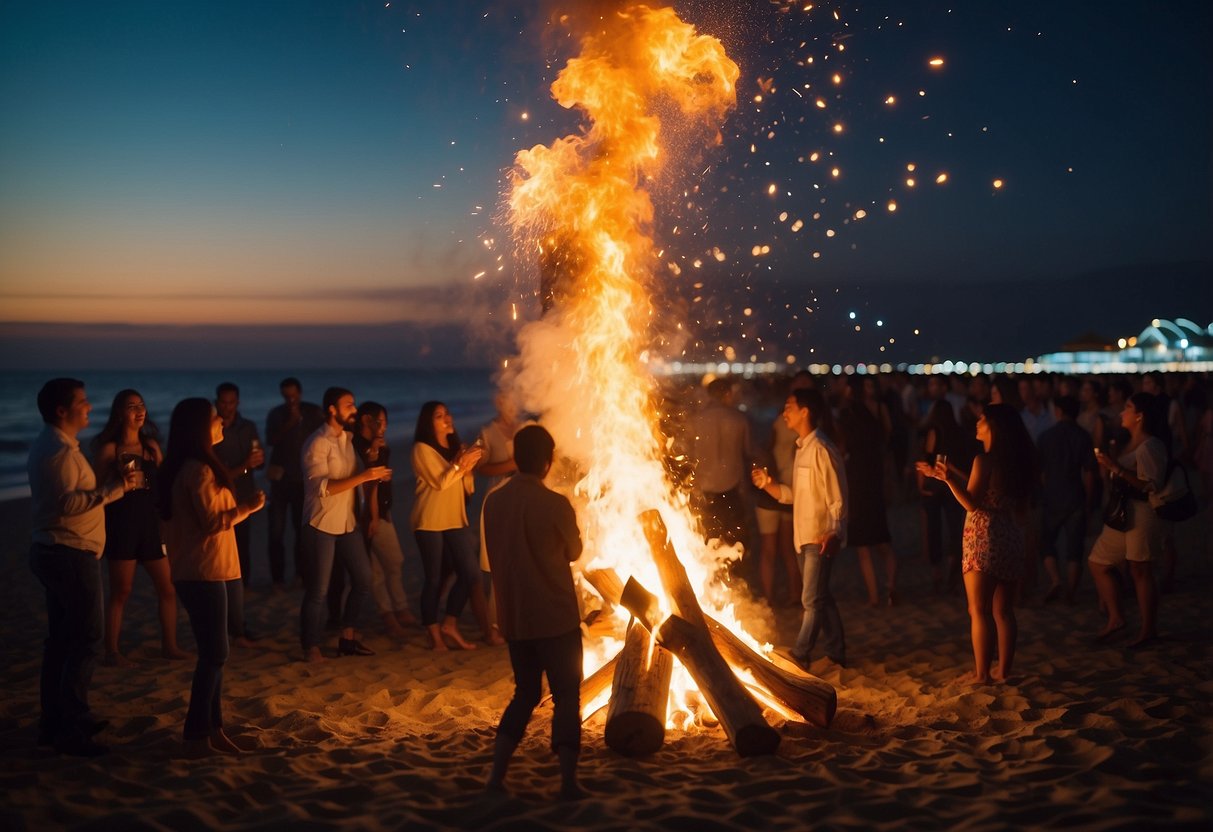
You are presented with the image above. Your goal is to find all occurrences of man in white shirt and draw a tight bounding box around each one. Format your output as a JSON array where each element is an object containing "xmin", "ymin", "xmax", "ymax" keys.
[
  {"xmin": 299, "ymin": 387, "xmax": 389, "ymax": 662},
  {"xmin": 28, "ymin": 378, "xmax": 138, "ymax": 756},
  {"xmin": 753, "ymin": 387, "xmax": 848, "ymax": 669}
]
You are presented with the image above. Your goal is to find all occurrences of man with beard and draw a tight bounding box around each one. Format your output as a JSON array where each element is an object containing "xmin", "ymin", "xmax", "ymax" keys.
[{"xmin": 298, "ymin": 387, "xmax": 390, "ymax": 662}]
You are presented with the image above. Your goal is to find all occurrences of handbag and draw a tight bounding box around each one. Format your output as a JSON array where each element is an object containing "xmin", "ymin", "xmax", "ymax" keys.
[
  {"xmin": 1102, "ymin": 478, "xmax": 1132, "ymax": 531},
  {"xmin": 1153, "ymin": 463, "xmax": 1198, "ymax": 523}
]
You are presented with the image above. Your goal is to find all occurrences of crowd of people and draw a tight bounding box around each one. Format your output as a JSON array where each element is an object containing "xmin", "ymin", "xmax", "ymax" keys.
[
  {"xmin": 683, "ymin": 369, "xmax": 1210, "ymax": 685},
  {"xmin": 25, "ymin": 369, "xmax": 1210, "ymax": 776}
]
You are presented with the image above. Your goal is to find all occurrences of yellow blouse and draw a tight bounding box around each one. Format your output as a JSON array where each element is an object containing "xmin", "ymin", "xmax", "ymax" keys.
[
  {"xmin": 410, "ymin": 442, "xmax": 473, "ymax": 532},
  {"xmin": 163, "ymin": 459, "xmax": 241, "ymax": 582}
]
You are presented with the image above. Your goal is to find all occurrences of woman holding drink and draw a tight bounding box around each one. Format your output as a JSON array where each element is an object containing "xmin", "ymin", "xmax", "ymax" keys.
[{"xmin": 91, "ymin": 389, "xmax": 188, "ymax": 666}]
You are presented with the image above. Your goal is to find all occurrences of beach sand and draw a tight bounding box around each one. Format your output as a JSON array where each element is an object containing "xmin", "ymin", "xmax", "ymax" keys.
[{"xmin": 2, "ymin": 490, "xmax": 1210, "ymax": 831}]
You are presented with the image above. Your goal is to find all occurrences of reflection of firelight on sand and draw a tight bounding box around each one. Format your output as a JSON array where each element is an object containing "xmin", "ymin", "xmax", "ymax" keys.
[{"xmin": 503, "ymin": 5, "xmax": 835, "ymax": 755}]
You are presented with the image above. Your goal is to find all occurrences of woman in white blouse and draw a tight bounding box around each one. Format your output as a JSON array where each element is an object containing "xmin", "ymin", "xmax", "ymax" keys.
[
  {"xmin": 411, "ymin": 401, "xmax": 501, "ymax": 650},
  {"xmin": 1089, "ymin": 393, "xmax": 1168, "ymax": 647}
]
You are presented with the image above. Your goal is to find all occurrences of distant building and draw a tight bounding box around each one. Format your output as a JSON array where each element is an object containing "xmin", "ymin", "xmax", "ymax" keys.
[{"xmin": 1035, "ymin": 318, "xmax": 1213, "ymax": 373}]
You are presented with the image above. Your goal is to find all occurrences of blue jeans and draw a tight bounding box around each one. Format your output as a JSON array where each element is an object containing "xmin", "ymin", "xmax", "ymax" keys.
[
  {"xmin": 300, "ymin": 525, "xmax": 372, "ymax": 650},
  {"xmin": 415, "ymin": 527, "xmax": 478, "ymax": 626},
  {"xmin": 175, "ymin": 580, "xmax": 237, "ymax": 741},
  {"xmin": 793, "ymin": 543, "xmax": 845, "ymax": 662},
  {"xmin": 29, "ymin": 543, "xmax": 103, "ymax": 742}
]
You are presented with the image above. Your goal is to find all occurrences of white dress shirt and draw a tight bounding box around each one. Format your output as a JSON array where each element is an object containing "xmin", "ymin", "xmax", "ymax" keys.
[
  {"xmin": 28, "ymin": 425, "xmax": 125, "ymax": 556},
  {"xmin": 302, "ymin": 425, "xmax": 358, "ymax": 534},
  {"xmin": 776, "ymin": 429, "xmax": 848, "ymax": 551}
]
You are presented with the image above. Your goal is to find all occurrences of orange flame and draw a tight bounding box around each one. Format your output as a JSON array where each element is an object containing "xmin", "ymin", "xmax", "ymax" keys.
[{"xmin": 505, "ymin": 6, "xmax": 767, "ymax": 723}]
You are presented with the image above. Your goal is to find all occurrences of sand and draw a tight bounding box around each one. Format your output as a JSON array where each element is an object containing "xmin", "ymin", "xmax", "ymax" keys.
[{"xmin": 2, "ymin": 490, "xmax": 1211, "ymax": 831}]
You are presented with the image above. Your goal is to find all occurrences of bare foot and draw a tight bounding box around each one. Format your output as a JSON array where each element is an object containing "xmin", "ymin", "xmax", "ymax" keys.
[
  {"xmin": 441, "ymin": 627, "xmax": 478, "ymax": 650},
  {"xmin": 103, "ymin": 652, "xmax": 136, "ymax": 668},
  {"xmin": 162, "ymin": 647, "xmax": 192, "ymax": 661},
  {"xmin": 209, "ymin": 729, "xmax": 242, "ymax": 755},
  {"xmin": 956, "ymin": 671, "xmax": 991, "ymax": 685},
  {"xmin": 304, "ymin": 646, "xmax": 327, "ymax": 663},
  {"xmin": 232, "ymin": 636, "xmax": 259, "ymax": 649},
  {"xmin": 427, "ymin": 631, "xmax": 449, "ymax": 652},
  {"xmin": 484, "ymin": 629, "xmax": 505, "ymax": 647},
  {"xmin": 1095, "ymin": 622, "xmax": 1126, "ymax": 642},
  {"xmin": 1128, "ymin": 632, "xmax": 1158, "ymax": 649}
]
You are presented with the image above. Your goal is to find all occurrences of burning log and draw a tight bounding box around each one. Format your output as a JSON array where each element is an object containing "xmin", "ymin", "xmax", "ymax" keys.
[
  {"xmin": 705, "ymin": 618, "xmax": 836, "ymax": 728},
  {"xmin": 640, "ymin": 510, "xmax": 708, "ymax": 628},
  {"xmin": 636, "ymin": 511, "xmax": 837, "ymax": 729},
  {"xmin": 655, "ymin": 614, "xmax": 780, "ymax": 757},
  {"xmin": 604, "ymin": 620, "xmax": 673, "ymax": 756},
  {"xmin": 621, "ymin": 575, "xmax": 835, "ymax": 728},
  {"xmin": 634, "ymin": 511, "xmax": 780, "ymax": 756},
  {"xmin": 584, "ymin": 567, "xmax": 625, "ymax": 606}
]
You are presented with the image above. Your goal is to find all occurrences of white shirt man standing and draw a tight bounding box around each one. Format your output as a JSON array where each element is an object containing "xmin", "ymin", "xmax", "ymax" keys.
[
  {"xmin": 298, "ymin": 387, "xmax": 390, "ymax": 662},
  {"xmin": 753, "ymin": 386, "xmax": 848, "ymax": 670},
  {"xmin": 28, "ymin": 378, "xmax": 139, "ymax": 756}
]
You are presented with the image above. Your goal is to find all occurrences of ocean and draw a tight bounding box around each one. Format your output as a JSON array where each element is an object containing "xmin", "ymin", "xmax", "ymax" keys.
[{"xmin": 0, "ymin": 368, "xmax": 499, "ymax": 501}]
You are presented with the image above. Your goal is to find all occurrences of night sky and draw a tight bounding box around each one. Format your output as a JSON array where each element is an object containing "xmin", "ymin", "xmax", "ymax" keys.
[{"xmin": 1, "ymin": 0, "xmax": 1209, "ymax": 368}]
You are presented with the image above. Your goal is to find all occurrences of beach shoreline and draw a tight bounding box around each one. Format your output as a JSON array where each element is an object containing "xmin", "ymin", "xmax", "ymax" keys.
[{"xmin": 2, "ymin": 491, "xmax": 1211, "ymax": 830}]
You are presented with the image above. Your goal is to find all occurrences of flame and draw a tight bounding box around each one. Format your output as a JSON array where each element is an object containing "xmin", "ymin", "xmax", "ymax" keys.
[{"xmin": 505, "ymin": 6, "xmax": 772, "ymax": 725}]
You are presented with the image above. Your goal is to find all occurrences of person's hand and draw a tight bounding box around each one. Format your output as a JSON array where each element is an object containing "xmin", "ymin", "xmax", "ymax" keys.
[
  {"xmin": 245, "ymin": 491, "xmax": 267, "ymax": 514},
  {"xmin": 819, "ymin": 534, "xmax": 840, "ymax": 558},
  {"xmin": 363, "ymin": 465, "xmax": 391, "ymax": 483},
  {"xmin": 121, "ymin": 469, "xmax": 141, "ymax": 493},
  {"xmin": 365, "ymin": 518, "xmax": 380, "ymax": 541},
  {"xmin": 245, "ymin": 447, "xmax": 265, "ymax": 469},
  {"xmin": 457, "ymin": 447, "xmax": 483, "ymax": 471},
  {"xmin": 751, "ymin": 466, "xmax": 771, "ymax": 489},
  {"xmin": 1093, "ymin": 447, "xmax": 1115, "ymax": 472},
  {"xmin": 914, "ymin": 460, "xmax": 942, "ymax": 480}
]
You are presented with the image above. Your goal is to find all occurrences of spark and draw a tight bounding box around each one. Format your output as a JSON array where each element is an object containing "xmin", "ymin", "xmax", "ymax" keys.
[
  {"xmin": 935, "ymin": 172, "xmax": 948, "ymax": 184},
  {"xmin": 928, "ymin": 57, "xmax": 945, "ymax": 67}
]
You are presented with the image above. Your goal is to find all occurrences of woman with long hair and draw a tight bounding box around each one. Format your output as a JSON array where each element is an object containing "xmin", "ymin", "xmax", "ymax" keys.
[
  {"xmin": 1088, "ymin": 392, "xmax": 1168, "ymax": 647},
  {"xmin": 918, "ymin": 402, "xmax": 1036, "ymax": 683},
  {"xmin": 411, "ymin": 400, "xmax": 500, "ymax": 650},
  {"xmin": 159, "ymin": 398, "xmax": 265, "ymax": 757},
  {"xmin": 91, "ymin": 389, "xmax": 188, "ymax": 665}
]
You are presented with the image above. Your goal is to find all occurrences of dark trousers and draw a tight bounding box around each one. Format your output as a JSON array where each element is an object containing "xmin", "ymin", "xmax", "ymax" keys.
[
  {"xmin": 175, "ymin": 580, "xmax": 236, "ymax": 740},
  {"xmin": 30, "ymin": 543, "xmax": 103, "ymax": 741},
  {"xmin": 234, "ymin": 518, "xmax": 251, "ymax": 585},
  {"xmin": 698, "ymin": 487, "xmax": 746, "ymax": 546},
  {"xmin": 300, "ymin": 526, "xmax": 372, "ymax": 650},
  {"xmin": 268, "ymin": 480, "xmax": 304, "ymax": 584},
  {"xmin": 225, "ymin": 578, "xmax": 247, "ymax": 640},
  {"xmin": 498, "ymin": 628, "xmax": 583, "ymax": 753},
  {"xmin": 415, "ymin": 527, "xmax": 477, "ymax": 626},
  {"xmin": 922, "ymin": 491, "xmax": 964, "ymax": 565},
  {"xmin": 1042, "ymin": 505, "xmax": 1087, "ymax": 567}
]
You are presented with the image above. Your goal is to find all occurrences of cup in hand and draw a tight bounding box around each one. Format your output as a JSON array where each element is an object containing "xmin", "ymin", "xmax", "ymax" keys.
[{"xmin": 120, "ymin": 453, "xmax": 146, "ymax": 489}]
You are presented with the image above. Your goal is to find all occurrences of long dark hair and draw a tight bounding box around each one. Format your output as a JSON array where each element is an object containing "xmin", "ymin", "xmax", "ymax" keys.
[
  {"xmin": 413, "ymin": 400, "xmax": 460, "ymax": 461},
  {"xmin": 981, "ymin": 403, "xmax": 1036, "ymax": 510},
  {"xmin": 1130, "ymin": 391, "xmax": 1171, "ymax": 459},
  {"xmin": 90, "ymin": 389, "xmax": 157, "ymax": 461},
  {"xmin": 158, "ymin": 398, "xmax": 233, "ymax": 520}
]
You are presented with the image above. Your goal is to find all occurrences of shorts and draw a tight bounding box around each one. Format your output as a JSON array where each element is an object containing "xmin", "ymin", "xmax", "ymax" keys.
[
  {"xmin": 755, "ymin": 505, "xmax": 790, "ymax": 536},
  {"xmin": 1087, "ymin": 500, "xmax": 1161, "ymax": 566}
]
